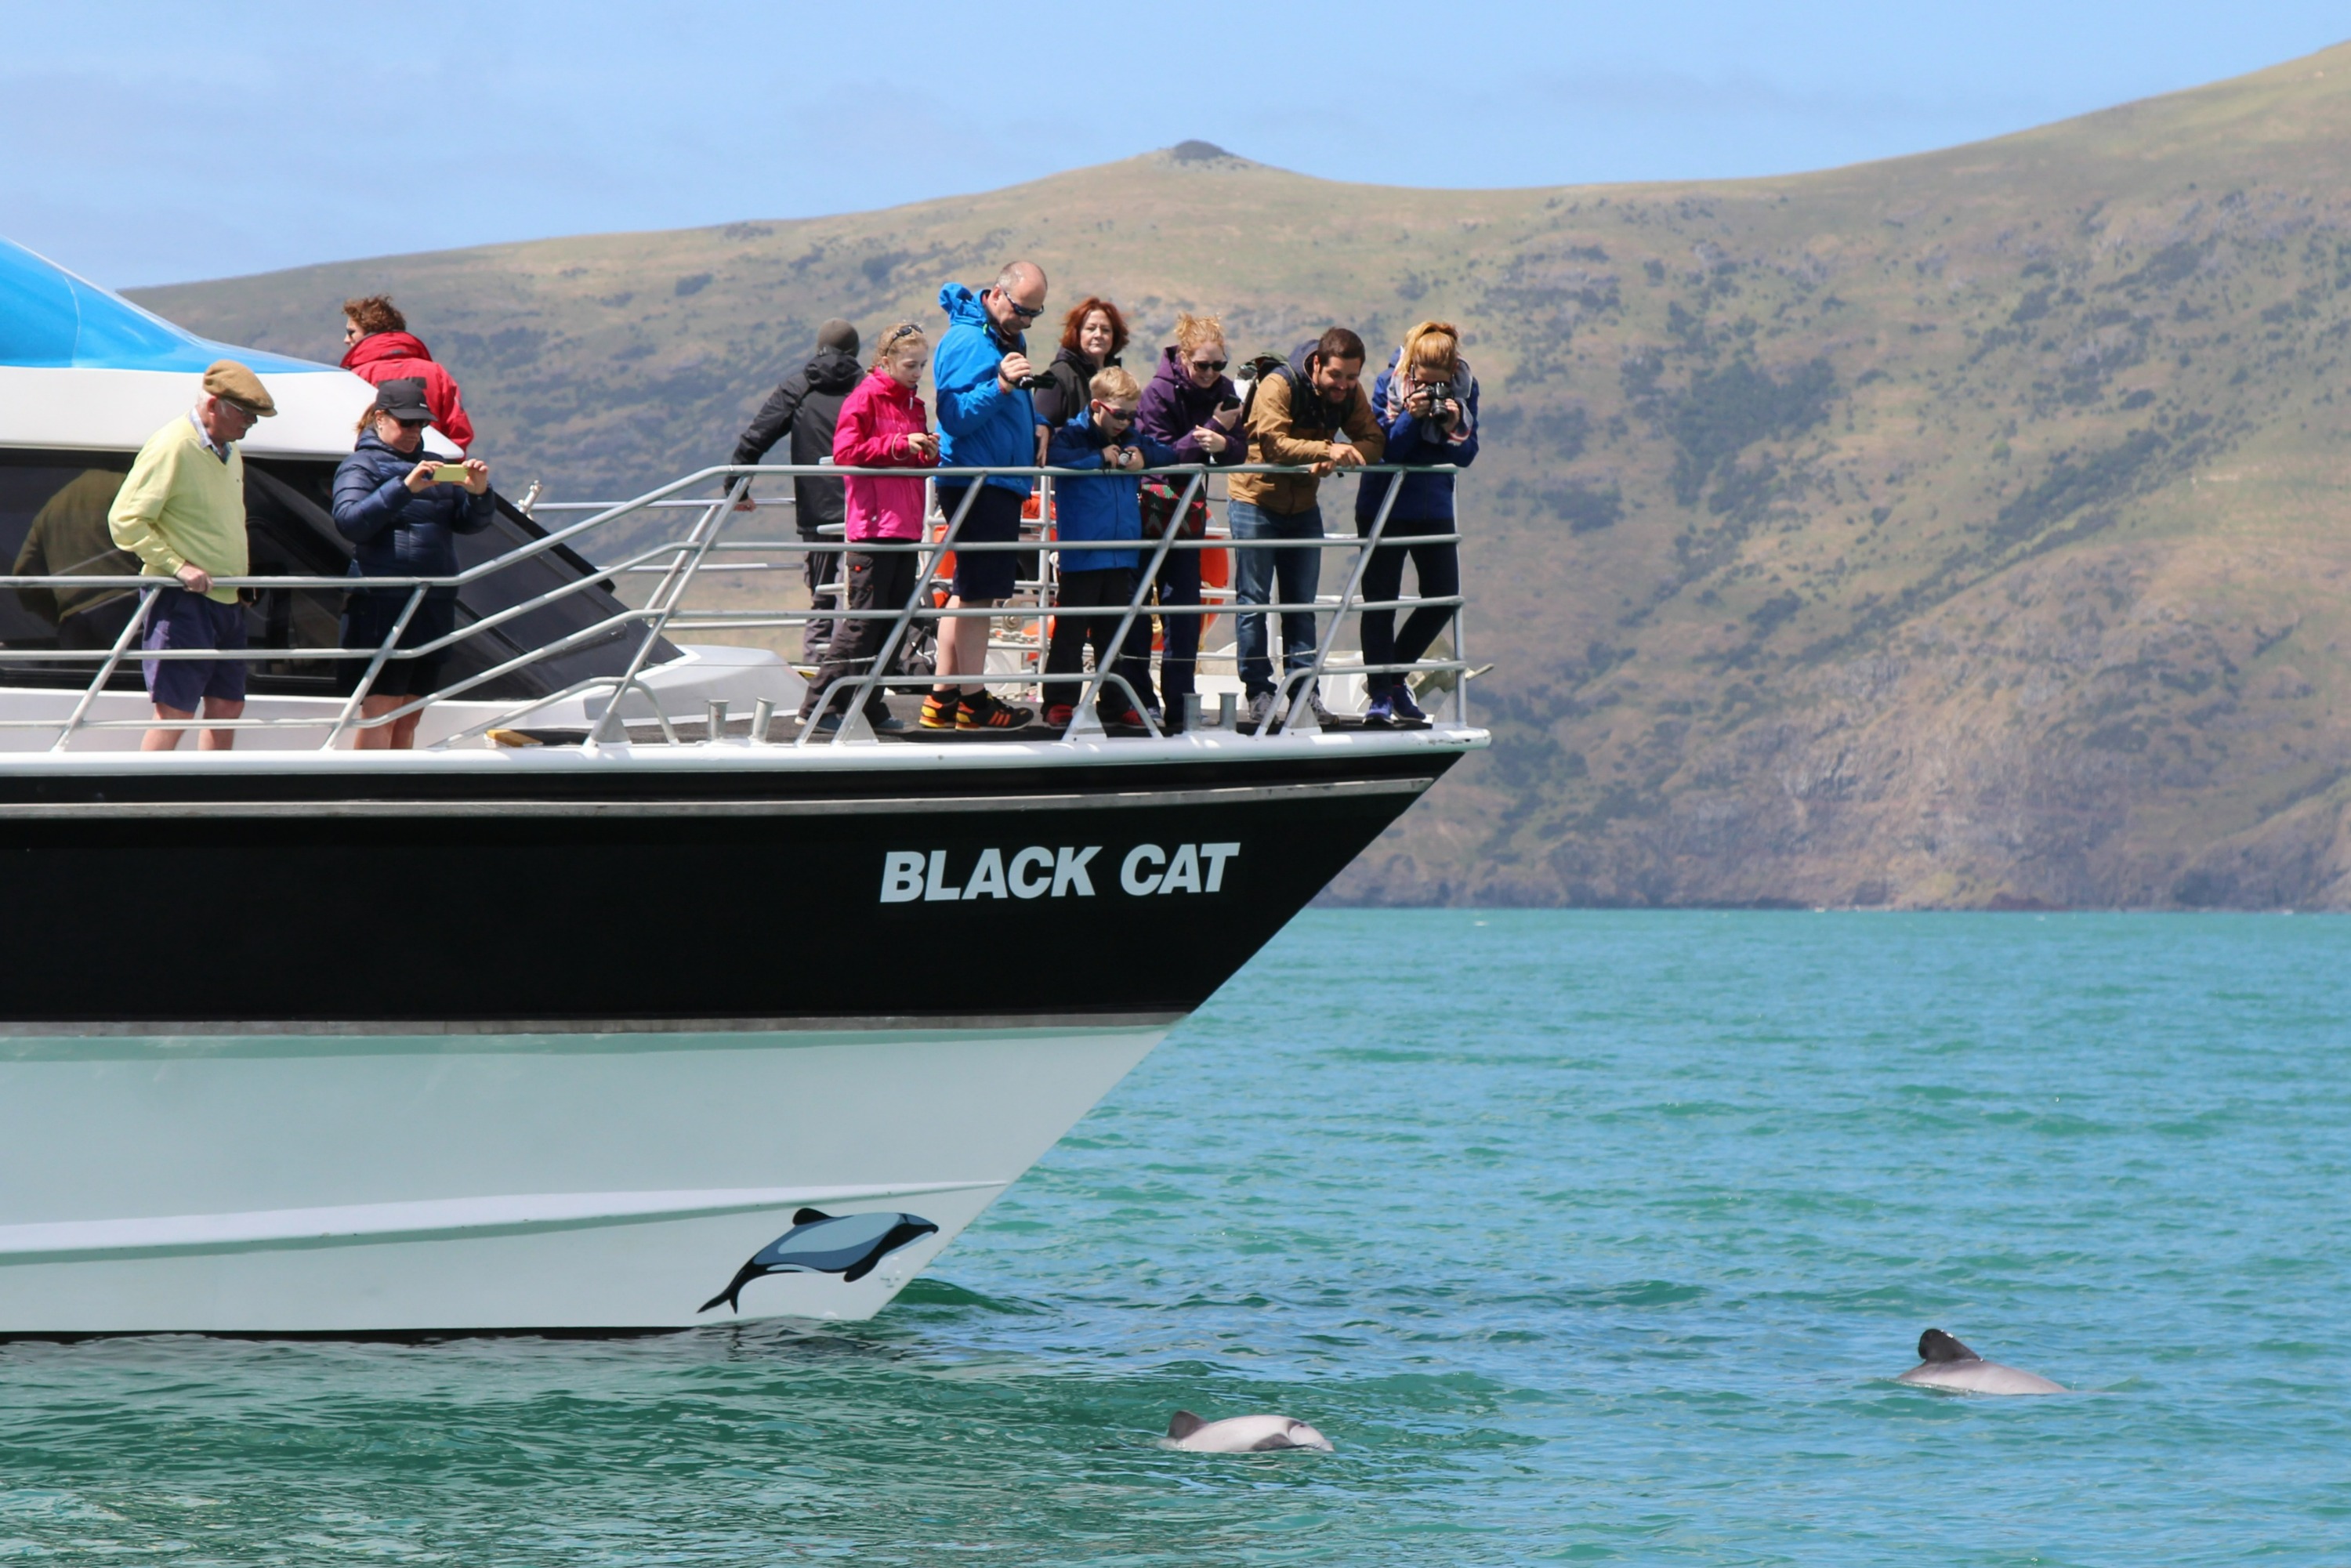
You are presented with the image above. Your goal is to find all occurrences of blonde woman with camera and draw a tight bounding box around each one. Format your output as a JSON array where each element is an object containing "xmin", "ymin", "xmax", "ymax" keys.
[{"xmin": 1354, "ymin": 320, "xmax": 1478, "ymax": 727}]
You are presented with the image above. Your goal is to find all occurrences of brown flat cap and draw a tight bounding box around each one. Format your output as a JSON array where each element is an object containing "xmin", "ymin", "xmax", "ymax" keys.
[{"xmin": 202, "ymin": 359, "xmax": 277, "ymax": 418}]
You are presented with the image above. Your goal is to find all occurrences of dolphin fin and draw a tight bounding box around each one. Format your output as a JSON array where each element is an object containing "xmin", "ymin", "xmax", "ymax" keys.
[
  {"xmin": 697, "ymin": 1260, "xmax": 763, "ymax": 1315},
  {"xmin": 1168, "ymin": 1410, "xmax": 1204, "ymax": 1440},
  {"xmin": 1918, "ymin": 1328, "xmax": 1980, "ymax": 1363},
  {"xmin": 841, "ymin": 1220, "xmax": 941, "ymax": 1283},
  {"xmin": 793, "ymin": 1208, "xmax": 834, "ymax": 1226}
]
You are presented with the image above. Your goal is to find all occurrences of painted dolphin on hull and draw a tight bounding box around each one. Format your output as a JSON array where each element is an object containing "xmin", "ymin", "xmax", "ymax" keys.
[
  {"xmin": 1896, "ymin": 1329, "xmax": 2067, "ymax": 1395},
  {"xmin": 1164, "ymin": 1410, "xmax": 1335, "ymax": 1453},
  {"xmin": 698, "ymin": 1208, "xmax": 940, "ymax": 1314}
]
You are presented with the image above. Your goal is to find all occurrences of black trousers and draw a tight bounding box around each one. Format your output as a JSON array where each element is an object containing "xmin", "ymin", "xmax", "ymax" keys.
[
  {"xmin": 1044, "ymin": 566, "xmax": 1150, "ymax": 714},
  {"xmin": 800, "ymin": 532, "xmax": 842, "ymax": 661},
  {"xmin": 800, "ymin": 548, "xmax": 919, "ymax": 719},
  {"xmin": 1131, "ymin": 545, "xmax": 1201, "ymax": 711},
  {"xmin": 1356, "ymin": 514, "xmax": 1459, "ymax": 696}
]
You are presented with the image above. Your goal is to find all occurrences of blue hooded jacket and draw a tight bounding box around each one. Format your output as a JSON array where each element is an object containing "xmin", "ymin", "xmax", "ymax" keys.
[
  {"xmin": 1046, "ymin": 410, "xmax": 1177, "ymax": 574},
  {"xmin": 1355, "ymin": 350, "xmax": 1480, "ymax": 526},
  {"xmin": 933, "ymin": 282, "xmax": 1035, "ymax": 496},
  {"xmin": 331, "ymin": 429, "xmax": 497, "ymax": 595}
]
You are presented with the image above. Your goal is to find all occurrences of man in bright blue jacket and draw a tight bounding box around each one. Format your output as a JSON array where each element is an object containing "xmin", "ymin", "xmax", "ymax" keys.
[{"xmin": 923, "ymin": 260, "xmax": 1049, "ymax": 730}]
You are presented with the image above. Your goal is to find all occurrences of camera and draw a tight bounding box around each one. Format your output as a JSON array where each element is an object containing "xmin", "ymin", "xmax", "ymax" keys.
[
  {"xmin": 1419, "ymin": 384, "xmax": 1454, "ymax": 423},
  {"xmin": 1016, "ymin": 371, "xmax": 1058, "ymax": 391}
]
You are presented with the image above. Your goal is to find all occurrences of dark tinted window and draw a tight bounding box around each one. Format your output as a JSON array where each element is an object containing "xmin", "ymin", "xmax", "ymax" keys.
[
  {"xmin": 0, "ymin": 457, "xmax": 141, "ymax": 686},
  {"xmin": 0, "ymin": 451, "xmax": 666, "ymax": 698}
]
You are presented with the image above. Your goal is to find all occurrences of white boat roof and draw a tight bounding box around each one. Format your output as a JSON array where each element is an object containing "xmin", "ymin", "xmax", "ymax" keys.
[{"xmin": 0, "ymin": 237, "xmax": 452, "ymax": 459}]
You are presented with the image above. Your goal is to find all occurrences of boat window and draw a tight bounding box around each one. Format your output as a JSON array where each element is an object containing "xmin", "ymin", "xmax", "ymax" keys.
[
  {"xmin": 0, "ymin": 451, "xmax": 672, "ymax": 698},
  {"xmin": 0, "ymin": 457, "xmax": 142, "ymax": 686}
]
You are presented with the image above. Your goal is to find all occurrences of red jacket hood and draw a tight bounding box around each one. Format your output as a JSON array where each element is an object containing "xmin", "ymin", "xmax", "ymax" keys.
[{"xmin": 342, "ymin": 331, "xmax": 434, "ymax": 371}]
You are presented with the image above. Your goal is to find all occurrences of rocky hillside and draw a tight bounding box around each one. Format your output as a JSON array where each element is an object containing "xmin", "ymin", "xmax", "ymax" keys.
[{"xmin": 136, "ymin": 45, "xmax": 2351, "ymax": 908}]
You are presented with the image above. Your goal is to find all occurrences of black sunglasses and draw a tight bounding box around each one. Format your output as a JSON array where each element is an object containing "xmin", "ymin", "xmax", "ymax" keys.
[
  {"xmin": 995, "ymin": 292, "xmax": 1043, "ymax": 321},
  {"xmin": 1189, "ymin": 358, "xmax": 1228, "ymax": 373}
]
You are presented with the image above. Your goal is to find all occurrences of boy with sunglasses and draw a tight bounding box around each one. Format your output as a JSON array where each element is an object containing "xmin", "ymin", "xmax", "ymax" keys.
[{"xmin": 1039, "ymin": 367, "xmax": 1174, "ymax": 730}]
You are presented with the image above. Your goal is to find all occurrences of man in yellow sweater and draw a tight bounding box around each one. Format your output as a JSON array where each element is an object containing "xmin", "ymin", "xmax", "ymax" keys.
[{"xmin": 107, "ymin": 360, "xmax": 277, "ymax": 751}]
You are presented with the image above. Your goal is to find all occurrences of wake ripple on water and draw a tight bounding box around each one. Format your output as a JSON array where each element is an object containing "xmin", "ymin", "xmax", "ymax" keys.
[{"xmin": 2, "ymin": 911, "xmax": 2348, "ymax": 1564}]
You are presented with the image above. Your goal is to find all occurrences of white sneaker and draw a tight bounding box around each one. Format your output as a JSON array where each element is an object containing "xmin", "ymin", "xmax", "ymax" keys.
[{"xmin": 1304, "ymin": 692, "xmax": 1335, "ymax": 728}]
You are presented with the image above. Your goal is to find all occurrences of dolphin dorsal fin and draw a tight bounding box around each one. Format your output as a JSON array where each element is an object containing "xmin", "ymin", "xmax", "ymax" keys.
[
  {"xmin": 1167, "ymin": 1410, "xmax": 1204, "ymax": 1440},
  {"xmin": 1918, "ymin": 1328, "xmax": 1980, "ymax": 1363},
  {"xmin": 793, "ymin": 1208, "xmax": 834, "ymax": 1226}
]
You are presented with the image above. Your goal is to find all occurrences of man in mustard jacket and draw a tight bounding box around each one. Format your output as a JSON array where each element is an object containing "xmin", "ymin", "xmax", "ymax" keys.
[
  {"xmin": 1230, "ymin": 327, "xmax": 1385, "ymax": 730},
  {"xmin": 107, "ymin": 360, "xmax": 276, "ymax": 751}
]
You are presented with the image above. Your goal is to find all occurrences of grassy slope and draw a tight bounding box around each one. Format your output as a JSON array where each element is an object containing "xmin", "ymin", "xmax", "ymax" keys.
[{"xmin": 136, "ymin": 44, "xmax": 2351, "ymax": 907}]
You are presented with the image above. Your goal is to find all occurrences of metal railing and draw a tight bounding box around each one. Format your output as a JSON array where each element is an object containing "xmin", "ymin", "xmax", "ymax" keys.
[{"xmin": 0, "ymin": 460, "xmax": 1468, "ymax": 751}]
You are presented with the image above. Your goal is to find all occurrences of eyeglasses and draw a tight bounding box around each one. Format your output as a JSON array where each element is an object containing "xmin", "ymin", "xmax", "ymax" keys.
[
  {"xmin": 1188, "ymin": 358, "xmax": 1227, "ymax": 373},
  {"xmin": 994, "ymin": 292, "xmax": 1043, "ymax": 322}
]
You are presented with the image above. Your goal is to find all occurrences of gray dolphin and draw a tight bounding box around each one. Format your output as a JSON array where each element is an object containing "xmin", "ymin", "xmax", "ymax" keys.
[
  {"xmin": 1895, "ymin": 1328, "xmax": 2066, "ymax": 1395},
  {"xmin": 697, "ymin": 1208, "xmax": 939, "ymax": 1314},
  {"xmin": 1163, "ymin": 1410, "xmax": 1335, "ymax": 1453}
]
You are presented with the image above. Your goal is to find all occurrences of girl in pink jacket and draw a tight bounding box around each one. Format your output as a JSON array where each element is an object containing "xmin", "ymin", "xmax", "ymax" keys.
[
  {"xmin": 831, "ymin": 325, "xmax": 937, "ymax": 539},
  {"xmin": 799, "ymin": 325, "xmax": 938, "ymax": 733}
]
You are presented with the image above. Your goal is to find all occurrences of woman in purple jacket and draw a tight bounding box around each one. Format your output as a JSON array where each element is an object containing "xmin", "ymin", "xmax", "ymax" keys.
[{"xmin": 1132, "ymin": 312, "xmax": 1244, "ymax": 726}]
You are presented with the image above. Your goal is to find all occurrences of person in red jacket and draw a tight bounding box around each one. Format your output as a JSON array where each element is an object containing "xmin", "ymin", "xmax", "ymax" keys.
[
  {"xmin": 796, "ymin": 324, "xmax": 938, "ymax": 734},
  {"xmin": 339, "ymin": 295, "xmax": 476, "ymax": 451}
]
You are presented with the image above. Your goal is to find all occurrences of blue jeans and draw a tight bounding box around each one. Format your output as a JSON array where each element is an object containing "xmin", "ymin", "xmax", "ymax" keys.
[{"xmin": 1230, "ymin": 501, "xmax": 1323, "ymax": 697}]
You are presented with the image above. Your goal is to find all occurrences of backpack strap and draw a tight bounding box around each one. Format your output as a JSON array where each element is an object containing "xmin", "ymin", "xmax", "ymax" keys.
[{"xmin": 1236, "ymin": 353, "xmax": 1290, "ymax": 427}]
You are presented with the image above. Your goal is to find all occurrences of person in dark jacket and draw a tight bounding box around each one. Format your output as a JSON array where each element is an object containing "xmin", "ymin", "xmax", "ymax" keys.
[
  {"xmin": 1353, "ymin": 320, "xmax": 1479, "ymax": 726},
  {"xmin": 1028, "ymin": 297, "xmax": 1128, "ymax": 447},
  {"xmin": 1040, "ymin": 366, "xmax": 1172, "ymax": 728},
  {"xmin": 1132, "ymin": 312, "xmax": 1244, "ymax": 726},
  {"xmin": 730, "ymin": 319, "xmax": 863, "ymax": 661},
  {"xmin": 331, "ymin": 378, "xmax": 495, "ymax": 749}
]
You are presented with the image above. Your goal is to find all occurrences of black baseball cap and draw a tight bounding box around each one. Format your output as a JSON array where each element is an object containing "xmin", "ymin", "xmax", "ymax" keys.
[{"xmin": 371, "ymin": 378, "xmax": 433, "ymax": 422}]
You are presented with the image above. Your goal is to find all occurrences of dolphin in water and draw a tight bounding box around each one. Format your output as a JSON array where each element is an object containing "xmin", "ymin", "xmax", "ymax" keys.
[
  {"xmin": 698, "ymin": 1208, "xmax": 939, "ymax": 1314},
  {"xmin": 1163, "ymin": 1410, "xmax": 1335, "ymax": 1453},
  {"xmin": 1895, "ymin": 1328, "xmax": 2066, "ymax": 1395}
]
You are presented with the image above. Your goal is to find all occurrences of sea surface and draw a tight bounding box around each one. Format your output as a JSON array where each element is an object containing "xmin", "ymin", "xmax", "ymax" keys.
[{"xmin": 2, "ymin": 911, "xmax": 2346, "ymax": 1565}]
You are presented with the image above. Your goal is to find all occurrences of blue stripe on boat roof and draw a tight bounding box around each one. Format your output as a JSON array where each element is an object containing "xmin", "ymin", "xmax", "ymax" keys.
[{"xmin": 1, "ymin": 237, "xmax": 327, "ymax": 375}]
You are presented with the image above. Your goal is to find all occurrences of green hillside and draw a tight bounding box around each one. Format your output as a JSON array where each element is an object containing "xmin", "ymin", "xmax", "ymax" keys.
[{"xmin": 136, "ymin": 45, "xmax": 2351, "ymax": 908}]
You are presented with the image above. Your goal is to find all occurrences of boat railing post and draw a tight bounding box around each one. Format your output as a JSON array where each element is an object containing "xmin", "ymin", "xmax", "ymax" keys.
[
  {"xmin": 50, "ymin": 585, "xmax": 158, "ymax": 753},
  {"xmin": 587, "ymin": 473, "xmax": 746, "ymax": 745},
  {"xmin": 808, "ymin": 475, "xmax": 980, "ymax": 747},
  {"xmin": 1447, "ymin": 534, "xmax": 1472, "ymax": 728},
  {"xmin": 1277, "ymin": 463, "xmax": 1400, "ymax": 736},
  {"xmin": 1066, "ymin": 467, "xmax": 1201, "ymax": 741},
  {"xmin": 322, "ymin": 585, "xmax": 426, "ymax": 751}
]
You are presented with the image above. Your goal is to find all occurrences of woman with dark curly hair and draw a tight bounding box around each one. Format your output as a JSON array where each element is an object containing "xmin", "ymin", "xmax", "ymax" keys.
[{"xmin": 339, "ymin": 295, "xmax": 476, "ymax": 451}]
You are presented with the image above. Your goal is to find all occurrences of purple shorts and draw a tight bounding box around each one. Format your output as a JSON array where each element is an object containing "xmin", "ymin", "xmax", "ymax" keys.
[{"xmin": 142, "ymin": 588, "xmax": 248, "ymax": 712}]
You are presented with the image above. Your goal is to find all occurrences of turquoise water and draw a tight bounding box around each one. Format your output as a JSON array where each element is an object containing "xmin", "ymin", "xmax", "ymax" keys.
[{"xmin": 3, "ymin": 911, "xmax": 2348, "ymax": 1564}]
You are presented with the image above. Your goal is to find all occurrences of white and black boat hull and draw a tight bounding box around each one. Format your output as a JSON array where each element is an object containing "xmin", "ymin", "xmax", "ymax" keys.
[{"xmin": 0, "ymin": 733, "xmax": 1465, "ymax": 1332}]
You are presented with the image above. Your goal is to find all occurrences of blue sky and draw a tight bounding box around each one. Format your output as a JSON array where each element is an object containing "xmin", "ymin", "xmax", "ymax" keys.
[{"xmin": 6, "ymin": 2, "xmax": 2344, "ymax": 288}]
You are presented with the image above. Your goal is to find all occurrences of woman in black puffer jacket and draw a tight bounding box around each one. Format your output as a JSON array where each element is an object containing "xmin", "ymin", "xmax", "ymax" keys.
[{"xmin": 331, "ymin": 377, "xmax": 496, "ymax": 748}]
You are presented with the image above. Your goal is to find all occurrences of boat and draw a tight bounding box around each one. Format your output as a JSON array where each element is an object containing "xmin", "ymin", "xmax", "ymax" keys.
[{"xmin": 0, "ymin": 238, "xmax": 1484, "ymax": 1333}]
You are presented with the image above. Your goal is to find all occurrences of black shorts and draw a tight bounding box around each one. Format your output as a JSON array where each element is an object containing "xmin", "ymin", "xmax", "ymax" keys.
[
  {"xmin": 339, "ymin": 592, "xmax": 458, "ymax": 697},
  {"xmin": 936, "ymin": 482, "xmax": 1025, "ymax": 603}
]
